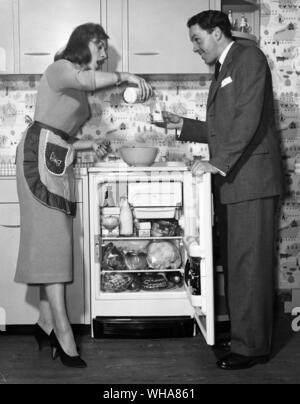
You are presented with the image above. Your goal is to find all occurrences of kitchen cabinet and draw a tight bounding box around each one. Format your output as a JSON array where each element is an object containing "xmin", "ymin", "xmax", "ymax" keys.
[
  {"xmin": 101, "ymin": 0, "xmax": 218, "ymax": 74},
  {"xmin": 66, "ymin": 174, "xmax": 91, "ymax": 325},
  {"xmin": 100, "ymin": 0, "xmax": 124, "ymax": 73},
  {"xmin": 127, "ymin": 0, "xmax": 211, "ymax": 74},
  {"xmin": 0, "ymin": 0, "xmax": 17, "ymax": 73},
  {"xmin": 0, "ymin": 175, "xmax": 90, "ymax": 327},
  {"xmin": 18, "ymin": 0, "xmax": 101, "ymax": 73},
  {"xmin": 0, "ymin": 203, "xmax": 40, "ymax": 324}
]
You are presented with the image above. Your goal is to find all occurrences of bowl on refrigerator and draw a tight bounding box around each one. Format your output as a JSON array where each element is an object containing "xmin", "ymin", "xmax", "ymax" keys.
[{"xmin": 119, "ymin": 146, "xmax": 159, "ymax": 167}]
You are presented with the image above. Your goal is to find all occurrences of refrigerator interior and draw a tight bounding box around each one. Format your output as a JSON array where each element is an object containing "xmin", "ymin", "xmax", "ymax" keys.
[{"xmin": 89, "ymin": 165, "xmax": 215, "ymax": 344}]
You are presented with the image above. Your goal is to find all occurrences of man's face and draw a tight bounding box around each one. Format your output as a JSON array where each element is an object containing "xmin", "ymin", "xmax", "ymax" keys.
[{"xmin": 189, "ymin": 24, "xmax": 219, "ymax": 66}]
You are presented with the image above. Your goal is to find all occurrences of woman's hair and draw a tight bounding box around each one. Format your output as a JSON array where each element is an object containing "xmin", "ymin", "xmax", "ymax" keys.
[
  {"xmin": 55, "ymin": 23, "xmax": 109, "ymax": 64},
  {"xmin": 187, "ymin": 10, "xmax": 233, "ymax": 40}
]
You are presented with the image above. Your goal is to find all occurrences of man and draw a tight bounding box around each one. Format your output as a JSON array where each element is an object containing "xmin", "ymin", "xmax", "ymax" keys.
[{"xmin": 158, "ymin": 10, "xmax": 284, "ymax": 370}]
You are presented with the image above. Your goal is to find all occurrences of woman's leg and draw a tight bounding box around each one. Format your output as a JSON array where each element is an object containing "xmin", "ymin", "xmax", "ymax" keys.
[
  {"xmin": 37, "ymin": 285, "xmax": 54, "ymax": 335},
  {"xmin": 44, "ymin": 283, "xmax": 78, "ymax": 357}
]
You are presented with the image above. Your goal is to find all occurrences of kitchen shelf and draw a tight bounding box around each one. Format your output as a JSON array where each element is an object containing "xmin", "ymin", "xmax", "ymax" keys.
[
  {"xmin": 231, "ymin": 30, "xmax": 258, "ymax": 42},
  {"xmin": 222, "ymin": 0, "xmax": 258, "ymax": 7}
]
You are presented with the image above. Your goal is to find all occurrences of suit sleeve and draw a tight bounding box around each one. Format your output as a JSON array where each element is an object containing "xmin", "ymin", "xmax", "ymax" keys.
[
  {"xmin": 178, "ymin": 117, "xmax": 208, "ymax": 143},
  {"xmin": 209, "ymin": 47, "xmax": 270, "ymax": 174}
]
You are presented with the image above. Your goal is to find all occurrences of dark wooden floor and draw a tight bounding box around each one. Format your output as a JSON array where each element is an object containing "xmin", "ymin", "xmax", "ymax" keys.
[{"xmin": 0, "ymin": 312, "xmax": 299, "ymax": 384}]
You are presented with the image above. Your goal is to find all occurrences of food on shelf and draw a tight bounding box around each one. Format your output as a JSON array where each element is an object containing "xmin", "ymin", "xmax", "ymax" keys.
[
  {"xmin": 146, "ymin": 241, "xmax": 182, "ymax": 270},
  {"xmin": 166, "ymin": 271, "xmax": 183, "ymax": 286},
  {"xmin": 102, "ymin": 273, "xmax": 134, "ymax": 293},
  {"xmin": 124, "ymin": 252, "xmax": 148, "ymax": 271},
  {"xmin": 101, "ymin": 207, "xmax": 120, "ymax": 236},
  {"xmin": 102, "ymin": 215, "xmax": 120, "ymax": 236},
  {"xmin": 102, "ymin": 243, "xmax": 127, "ymax": 271},
  {"xmin": 151, "ymin": 220, "xmax": 180, "ymax": 237},
  {"xmin": 119, "ymin": 197, "xmax": 134, "ymax": 236},
  {"xmin": 140, "ymin": 273, "xmax": 169, "ymax": 290},
  {"xmin": 114, "ymin": 239, "xmax": 150, "ymax": 253}
]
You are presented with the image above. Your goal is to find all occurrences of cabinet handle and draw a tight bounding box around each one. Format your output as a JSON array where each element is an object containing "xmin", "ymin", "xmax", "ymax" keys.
[
  {"xmin": 24, "ymin": 52, "xmax": 51, "ymax": 56},
  {"xmin": 133, "ymin": 52, "xmax": 160, "ymax": 56},
  {"xmin": 0, "ymin": 224, "xmax": 20, "ymax": 228}
]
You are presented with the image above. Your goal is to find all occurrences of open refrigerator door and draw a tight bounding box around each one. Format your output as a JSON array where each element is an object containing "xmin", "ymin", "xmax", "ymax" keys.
[{"xmin": 183, "ymin": 171, "xmax": 215, "ymax": 346}]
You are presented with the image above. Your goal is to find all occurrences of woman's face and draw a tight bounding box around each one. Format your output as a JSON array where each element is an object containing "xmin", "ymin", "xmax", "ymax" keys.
[{"xmin": 88, "ymin": 39, "xmax": 108, "ymax": 70}]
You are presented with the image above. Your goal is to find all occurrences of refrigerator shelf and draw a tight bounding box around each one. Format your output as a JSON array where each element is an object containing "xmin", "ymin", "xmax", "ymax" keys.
[
  {"xmin": 101, "ymin": 268, "xmax": 184, "ymax": 274},
  {"xmin": 100, "ymin": 236, "xmax": 183, "ymax": 241},
  {"xmin": 96, "ymin": 288, "xmax": 187, "ymax": 300}
]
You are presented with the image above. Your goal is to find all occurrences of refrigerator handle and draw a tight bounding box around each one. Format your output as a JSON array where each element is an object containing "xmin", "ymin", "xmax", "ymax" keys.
[{"xmin": 211, "ymin": 194, "xmax": 215, "ymax": 226}]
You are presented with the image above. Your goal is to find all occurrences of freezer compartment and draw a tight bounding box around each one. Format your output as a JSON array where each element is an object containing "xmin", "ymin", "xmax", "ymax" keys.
[
  {"xmin": 128, "ymin": 182, "xmax": 182, "ymax": 207},
  {"xmin": 93, "ymin": 316, "xmax": 194, "ymax": 338}
]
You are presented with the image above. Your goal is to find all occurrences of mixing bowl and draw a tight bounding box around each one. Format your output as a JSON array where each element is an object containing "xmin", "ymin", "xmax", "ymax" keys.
[{"xmin": 119, "ymin": 146, "xmax": 159, "ymax": 167}]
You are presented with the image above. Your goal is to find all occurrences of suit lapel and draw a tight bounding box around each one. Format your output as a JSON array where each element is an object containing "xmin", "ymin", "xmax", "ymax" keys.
[{"xmin": 207, "ymin": 42, "xmax": 240, "ymax": 108}]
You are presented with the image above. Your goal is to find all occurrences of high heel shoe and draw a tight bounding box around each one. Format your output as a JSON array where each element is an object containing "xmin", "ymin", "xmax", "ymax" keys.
[
  {"xmin": 50, "ymin": 331, "xmax": 87, "ymax": 368},
  {"xmin": 34, "ymin": 323, "xmax": 52, "ymax": 350}
]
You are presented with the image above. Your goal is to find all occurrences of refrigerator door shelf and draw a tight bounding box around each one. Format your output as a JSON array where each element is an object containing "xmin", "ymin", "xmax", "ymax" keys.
[{"xmin": 184, "ymin": 283, "xmax": 206, "ymax": 314}]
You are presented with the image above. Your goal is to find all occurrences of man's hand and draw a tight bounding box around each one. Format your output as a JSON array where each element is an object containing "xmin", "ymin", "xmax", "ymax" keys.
[
  {"xmin": 191, "ymin": 160, "xmax": 221, "ymax": 176},
  {"xmin": 151, "ymin": 111, "xmax": 184, "ymax": 130}
]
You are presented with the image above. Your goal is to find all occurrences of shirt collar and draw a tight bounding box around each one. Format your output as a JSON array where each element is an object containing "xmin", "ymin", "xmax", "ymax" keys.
[{"xmin": 218, "ymin": 41, "xmax": 235, "ymax": 68}]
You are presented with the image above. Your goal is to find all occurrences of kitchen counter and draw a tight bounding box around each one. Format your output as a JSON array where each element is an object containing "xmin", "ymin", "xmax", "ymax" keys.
[{"xmin": 89, "ymin": 161, "xmax": 189, "ymax": 173}]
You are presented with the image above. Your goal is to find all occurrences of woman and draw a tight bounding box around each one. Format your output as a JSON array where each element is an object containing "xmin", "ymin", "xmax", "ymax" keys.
[{"xmin": 15, "ymin": 23, "xmax": 152, "ymax": 368}]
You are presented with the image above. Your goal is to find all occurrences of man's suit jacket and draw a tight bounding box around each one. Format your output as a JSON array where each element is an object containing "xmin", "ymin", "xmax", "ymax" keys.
[{"xmin": 179, "ymin": 42, "xmax": 284, "ymax": 204}]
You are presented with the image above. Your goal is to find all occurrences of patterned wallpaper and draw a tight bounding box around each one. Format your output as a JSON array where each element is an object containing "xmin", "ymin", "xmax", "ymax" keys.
[
  {"xmin": 0, "ymin": 76, "xmax": 211, "ymax": 168},
  {"xmin": 260, "ymin": 0, "xmax": 300, "ymax": 289},
  {"xmin": 0, "ymin": 0, "xmax": 300, "ymax": 290}
]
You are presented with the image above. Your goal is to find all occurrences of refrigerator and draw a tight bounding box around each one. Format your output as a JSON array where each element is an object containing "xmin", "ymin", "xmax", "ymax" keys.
[{"xmin": 88, "ymin": 159, "xmax": 215, "ymax": 345}]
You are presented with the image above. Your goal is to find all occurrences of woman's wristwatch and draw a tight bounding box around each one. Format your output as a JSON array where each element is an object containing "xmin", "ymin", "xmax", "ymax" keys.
[{"xmin": 115, "ymin": 71, "xmax": 122, "ymax": 86}]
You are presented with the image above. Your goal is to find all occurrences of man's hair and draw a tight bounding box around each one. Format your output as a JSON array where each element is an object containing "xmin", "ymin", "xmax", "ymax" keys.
[
  {"xmin": 55, "ymin": 23, "xmax": 109, "ymax": 64},
  {"xmin": 187, "ymin": 10, "xmax": 233, "ymax": 40}
]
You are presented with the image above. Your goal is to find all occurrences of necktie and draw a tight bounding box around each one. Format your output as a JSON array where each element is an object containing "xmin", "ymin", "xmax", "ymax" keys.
[{"xmin": 215, "ymin": 61, "xmax": 221, "ymax": 80}]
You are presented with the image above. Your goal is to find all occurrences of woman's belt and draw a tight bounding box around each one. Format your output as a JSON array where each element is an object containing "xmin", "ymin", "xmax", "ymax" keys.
[{"xmin": 33, "ymin": 121, "xmax": 69, "ymax": 142}]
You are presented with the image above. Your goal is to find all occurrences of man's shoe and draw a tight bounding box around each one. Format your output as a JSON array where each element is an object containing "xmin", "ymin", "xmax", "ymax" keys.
[
  {"xmin": 215, "ymin": 340, "xmax": 231, "ymax": 351},
  {"xmin": 216, "ymin": 353, "xmax": 269, "ymax": 370}
]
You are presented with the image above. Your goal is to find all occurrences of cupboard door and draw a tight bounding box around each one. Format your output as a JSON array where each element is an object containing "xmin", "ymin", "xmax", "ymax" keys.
[
  {"xmin": 0, "ymin": 0, "xmax": 15, "ymax": 73},
  {"xmin": 101, "ymin": 0, "xmax": 124, "ymax": 73},
  {"xmin": 0, "ymin": 205, "xmax": 39, "ymax": 325},
  {"xmin": 65, "ymin": 203, "xmax": 85, "ymax": 324},
  {"xmin": 18, "ymin": 0, "xmax": 101, "ymax": 74},
  {"xmin": 128, "ymin": 0, "xmax": 211, "ymax": 74}
]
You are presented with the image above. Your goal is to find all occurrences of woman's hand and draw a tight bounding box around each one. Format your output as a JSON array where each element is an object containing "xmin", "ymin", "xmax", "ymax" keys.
[
  {"xmin": 124, "ymin": 73, "xmax": 153, "ymax": 102},
  {"xmin": 92, "ymin": 139, "xmax": 112, "ymax": 158},
  {"xmin": 152, "ymin": 111, "xmax": 184, "ymax": 130}
]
